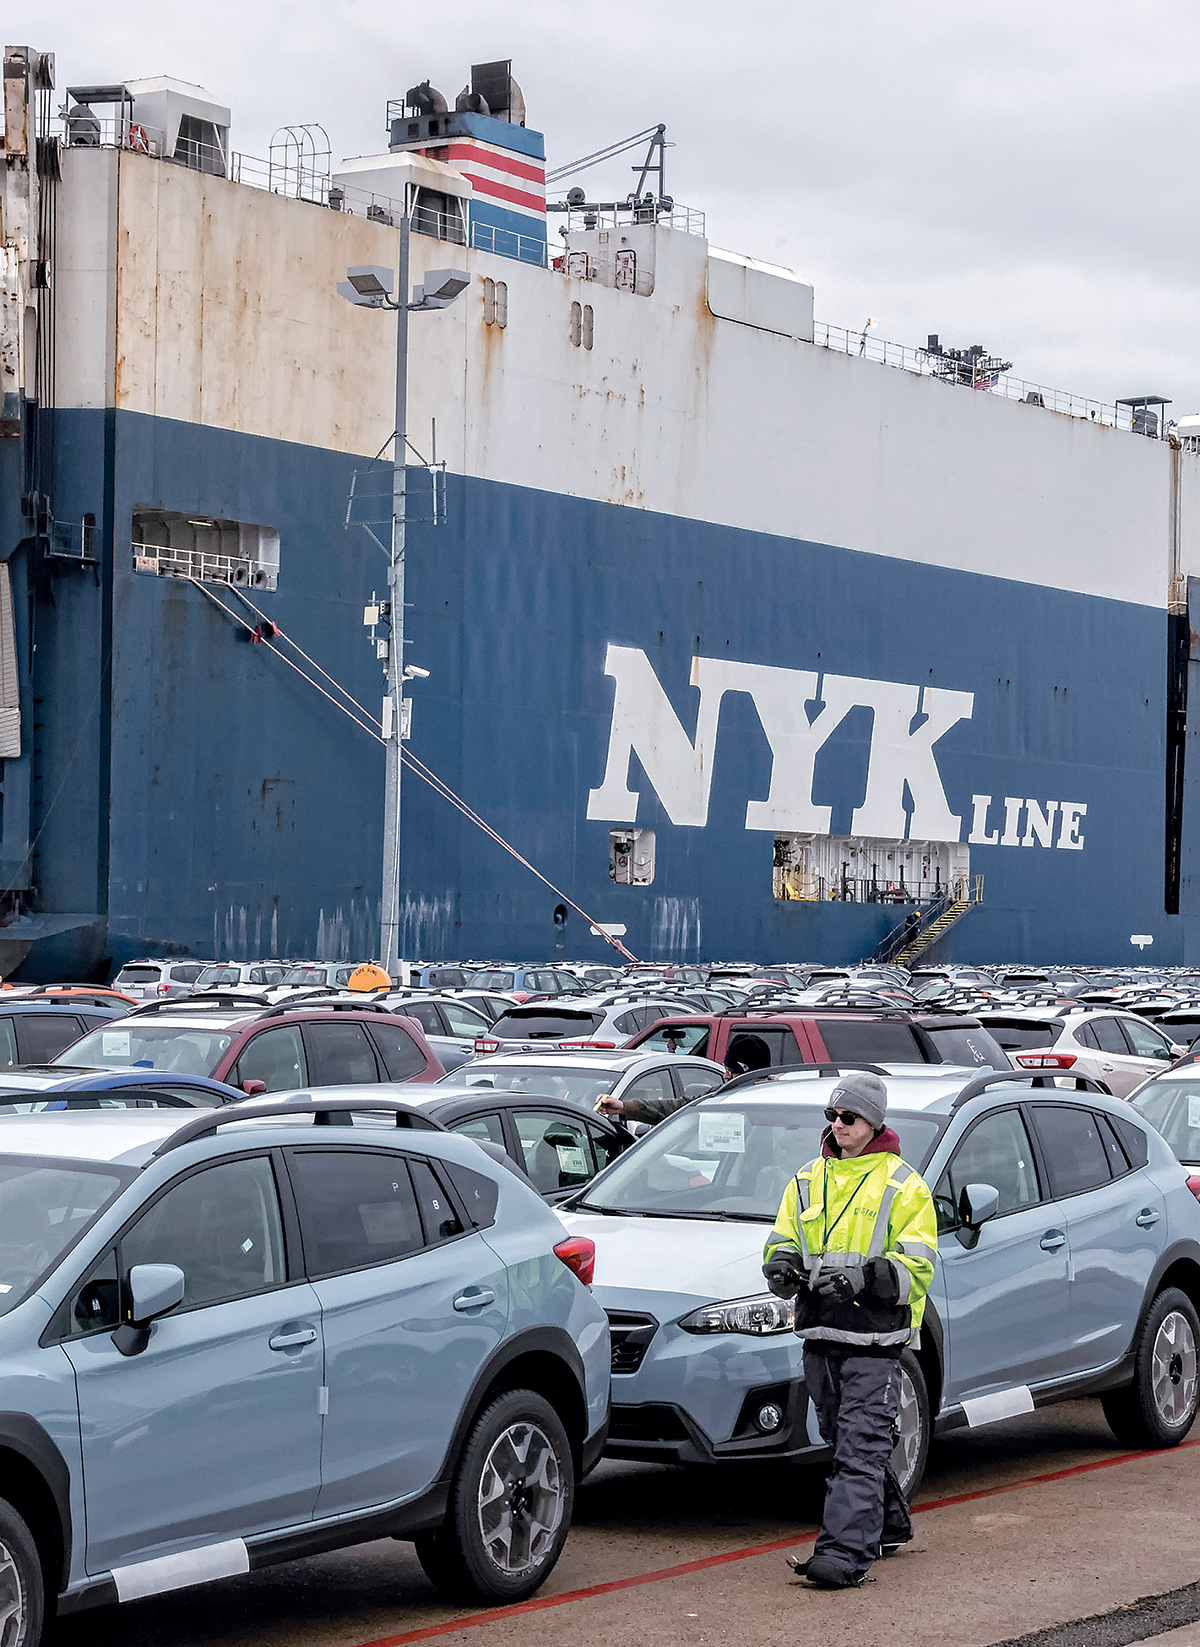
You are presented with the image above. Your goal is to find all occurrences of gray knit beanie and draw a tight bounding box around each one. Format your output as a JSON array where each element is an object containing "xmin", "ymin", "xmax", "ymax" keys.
[{"xmin": 827, "ymin": 1071, "xmax": 887, "ymax": 1131}]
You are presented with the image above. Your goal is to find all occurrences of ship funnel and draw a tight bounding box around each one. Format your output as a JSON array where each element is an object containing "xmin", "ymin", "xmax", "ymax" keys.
[{"xmin": 405, "ymin": 80, "xmax": 448, "ymax": 116}]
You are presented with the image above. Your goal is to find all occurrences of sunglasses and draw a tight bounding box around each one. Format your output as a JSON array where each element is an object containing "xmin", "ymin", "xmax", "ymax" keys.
[{"xmin": 824, "ymin": 1108, "xmax": 862, "ymax": 1126}]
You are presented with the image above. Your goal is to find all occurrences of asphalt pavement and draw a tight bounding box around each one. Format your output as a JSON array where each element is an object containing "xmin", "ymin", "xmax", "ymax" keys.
[{"xmin": 50, "ymin": 1400, "xmax": 1200, "ymax": 1647}]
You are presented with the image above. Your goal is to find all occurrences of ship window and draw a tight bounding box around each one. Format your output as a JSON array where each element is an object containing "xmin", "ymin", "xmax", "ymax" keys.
[
  {"xmin": 610, "ymin": 829, "xmax": 654, "ymax": 886},
  {"xmin": 569, "ymin": 301, "xmax": 582, "ymax": 347},
  {"xmin": 582, "ymin": 304, "xmax": 593, "ymax": 349},
  {"xmin": 484, "ymin": 279, "xmax": 496, "ymax": 324},
  {"xmin": 132, "ymin": 510, "xmax": 280, "ymax": 591},
  {"xmin": 496, "ymin": 282, "xmax": 507, "ymax": 328}
]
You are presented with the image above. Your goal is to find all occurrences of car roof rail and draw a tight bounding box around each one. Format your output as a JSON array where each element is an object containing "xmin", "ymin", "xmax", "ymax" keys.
[
  {"xmin": 258, "ymin": 996, "xmax": 398, "ymax": 1020},
  {"xmin": 949, "ymin": 1070, "xmax": 1113, "ymax": 1110},
  {"xmin": 127, "ymin": 991, "xmax": 272, "ymax": 1016},
  {"xmin": 152, "ymin": 1093, "xmax": 448, "ymax": 1157},
  {"xmin": 719, "ymin": 1061, "xmax": 890, "ymax": 1094}
]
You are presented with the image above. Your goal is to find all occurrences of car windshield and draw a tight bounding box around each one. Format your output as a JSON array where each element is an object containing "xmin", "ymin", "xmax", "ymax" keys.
[
  {"xmin": 52, "ymin": 1023, "xmax": 235, "ymax": 1076},
  {"xmin": 280, "ymin": 967, "xmax": 326, "ymax": 986},
  {"xmin": 1133, "ymin": 1079, "xmax": 1200, "ymax": 1163},
  {"xmin": 577, "ymin": 1103, "xmax": 944, "ymax": 1220},
  {"xmin": 453, "ymin": 1065, "xmax": 624, "ymax": 1108},
  {"xmin": 0, "ymin": 1155, "xmax": 131, "ymax": 1315}
]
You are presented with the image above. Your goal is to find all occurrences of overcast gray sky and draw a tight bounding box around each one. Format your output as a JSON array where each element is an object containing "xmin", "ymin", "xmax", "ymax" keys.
[{"xmin": 20, "ymin": 0, "xmax": 1200, "ymax": 413}]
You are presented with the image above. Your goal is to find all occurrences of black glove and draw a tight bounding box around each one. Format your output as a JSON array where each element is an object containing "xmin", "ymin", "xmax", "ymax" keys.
[
  {"xmin": 814, "ymin": 1266, "xmax": 866, "ymax": 1301},
  {"xmin": 763, "ymin": 1252, "xmax": 806, "ymax": 1299}
]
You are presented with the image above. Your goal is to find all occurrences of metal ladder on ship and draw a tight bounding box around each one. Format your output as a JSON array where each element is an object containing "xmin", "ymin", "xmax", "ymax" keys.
[{"xmin": 875, "ymin": 876, "xmax": 985, "ymax": 966}]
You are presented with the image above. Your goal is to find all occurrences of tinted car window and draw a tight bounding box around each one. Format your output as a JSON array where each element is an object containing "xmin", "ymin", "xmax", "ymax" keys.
[
  {"xmin": 115, "ymin": 967, "xmax": 160, "ymax": 982},
  {"xmin": 490, "ymin": 1011, "xmax": 605, "ymax": 1039},
  {"xmin": 16, "ymin": 1014, "xmax": 85, "ymax": 1063},
  {"xmin": 923, "ymin": 1025, "xmax": 1006, "ymax": 1069},
  {"xmin": 402, "ymin": 1001, "xmax": 444, "ymax": 1035},
  {"xmin": 514, "ymin": 1112, "xmax": 595, "ymax": 1194},
  {"xmin": 472, "ymin": 972, "xmax": 514, "ymax": 991},
  {"xmin": 289, "ymin": 1150, "xmax": 425, "ymax": 1274},
  {"xmin": 441, "ymin": 1159, "xmax": 500, "ymax": 1228},
  {"xmin": 1074, "ymin": 1022, "xmax": 1100, "ymax": 1050},
  {"xmin": 938, "ymin": 1107, "xmax": 1041, "ymax": 1230},
  {"xmin": 622, "ymin": 1069, "xmax": 676, "ymax": 1110},
  {"xmin": 0, "ymin": 1019, "xmax": 19, "ymax": 1069},
  {"xmin": 302, "ymin": 1022, "xmax": 380, "ymax": 1085},
  {"xmin": 589, "ymin": 1120, "xmax": 626, "ymax": 1170},
  {"xmin": 1030, "ymin": 1105, "xmax": 1113, "ymax": 1198},
  {"xmin": 1092, "ymin": 1018, "xmax": 1130, "ymax": 1056},
  {"xmin": 984, "ymin": 1020, "xmax": 1064, "ymax": 1052},
  {"xmin": 66, "ymin": 1246, "xmax": 120, "ymax": 1335},
  {"xmin": 408, "ymin": 1158, "xmax": 464, "ymax": 1243},
  {"xmin": 1097, "ymin": 1114, "xmax": 1132, "ymax": 1176},
  {"xmin": 613, "ymin": 1012, "xmax": 639, "ymax": 1037},
  {"xmin": 428, "ymin": 969, "xmax": 467, "ymax": 989},
  {"xmin": 122, "ymin": 1157, "xmax": 286, "ymax": 1308},
  {"xmin": 816, "ymin": 1020, "xmax": 922, "ymax": 1062},
  {"xmin": 235, "ymin": 1024, "xmax": 306, "ymax": 1092},
  {"xmin": 171, "ymin": 966, "xmax": 205, "ymax": 984},
  {"xmin": 369, "ymin": 1021, "xmax": 426, "ymax": 1081}
]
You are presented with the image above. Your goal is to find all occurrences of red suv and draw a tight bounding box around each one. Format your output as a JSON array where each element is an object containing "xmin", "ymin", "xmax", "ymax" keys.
[
  {"xmin": 51, "ymin": 995, "xmax": 446, "ymax": 1092},
  {"xmin": 624, "ymin": 1007, "xmax": 1007, "ymax": 1070}
]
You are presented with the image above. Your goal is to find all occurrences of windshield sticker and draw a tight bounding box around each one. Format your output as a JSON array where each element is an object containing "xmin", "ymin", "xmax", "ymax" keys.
[
  {"xmin": 1189, "ymin": 1096, "xmax": 1200, "ymax": 1130},
  {"xmin": 102, "ymin": 1032, "xmax": 131, "ymax": 1058},
  {"xmin": 555, "ymin": 1144, "xmax": 589, "ymax": 1176},
  {"xmin": 697, "ymin": 1112, "xmax": 745, "ymax": 1154}
]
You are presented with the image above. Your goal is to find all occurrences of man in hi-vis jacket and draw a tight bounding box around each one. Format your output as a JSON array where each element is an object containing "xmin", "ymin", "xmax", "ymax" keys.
[{"xmin": 762, "ymin": 1072, "xmax": 937, "ymax": 1589}]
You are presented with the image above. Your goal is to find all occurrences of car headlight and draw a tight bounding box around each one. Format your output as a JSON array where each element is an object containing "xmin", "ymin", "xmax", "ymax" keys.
[{"xmin": 678, "ymin": 1293, "xmax": 795, "ymax": 1336}]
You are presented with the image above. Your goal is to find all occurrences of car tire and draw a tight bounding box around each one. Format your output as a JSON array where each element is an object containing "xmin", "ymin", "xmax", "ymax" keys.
[
  {"xmin": 1102, "ymin": 1287, "xmax": 1200, "ymax": 1448},
  {"xmin": 891, "ymin": 1349, "xmax": 931, "ymax": 1499},
  {"xmin": 0, "ymin": 1495, "xmax": 45, "ymax": 1647},
  {"xmin": 414, "ymin": 1388, "xmax": 575, "ymax": 1605}
]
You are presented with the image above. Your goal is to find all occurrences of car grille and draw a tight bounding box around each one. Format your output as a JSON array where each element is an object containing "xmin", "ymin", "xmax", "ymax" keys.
[
  {"xmin": 606, "ymin": 1309, "xmax": 658, "ymax": 1374},
  {"xmin": 609, "ymin": 1404, "xmax": 690, "ymax": 1442}
]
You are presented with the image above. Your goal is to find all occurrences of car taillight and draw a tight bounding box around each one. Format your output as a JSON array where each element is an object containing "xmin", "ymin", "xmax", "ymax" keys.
[
  {"xmin": 474, "ymin": 1037, "xmax": 500, "ymax": 1054},
  {"xmin": 558, "ymin": 1039, "xmax": 617, "ymax": 1049},
  {"xmin": 156, "ymin": 982, "xmax": 171, "ymax": 996},
  {"xmin": 553, "ymin": 1236, "xmax": 596, "ymax": 1288},
  {"xmin": 1187, "ymin": 1176, "xmax": 1200, "ymax": 1206},
  {"xmin": 1014, "ymin": 1052, "xmax": 1077, "ymax": 1069}
]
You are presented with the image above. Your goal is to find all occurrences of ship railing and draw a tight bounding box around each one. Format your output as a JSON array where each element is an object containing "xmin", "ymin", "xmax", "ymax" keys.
[
  {"xmin": 550, "ymin": 249, "xmax": 654, "ymax": 296},
  {"xmin": 131, "ymin": 541, "xmax": 278, "ymax": 591},
  {"xmin": 775, "ymin": 870, "xmax": 949, "ymax": 907},
  {"xmin": 812, "ymin": 321, "xmax": 1153, "ymax": 435},
  {"xmin": 546, "ymin": 199, "xmax": 705, "ymax": 236},
  {"xmin": 469, "ymin": 221, "xmax": 549, "ymax": 267}
]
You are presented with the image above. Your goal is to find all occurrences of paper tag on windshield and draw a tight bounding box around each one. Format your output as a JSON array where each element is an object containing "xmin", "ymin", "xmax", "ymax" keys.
[
  {"xmin": 102, "ymin": 1032, "xmax": 131, "ymax": 1059},
  {"xmin": 698, "ymin": 1112, "xmax": 745, "ymax": 1154},
  {"xmin": 1189, "ymin": 1096, "xmax": 1200, "ymax": 1130}
]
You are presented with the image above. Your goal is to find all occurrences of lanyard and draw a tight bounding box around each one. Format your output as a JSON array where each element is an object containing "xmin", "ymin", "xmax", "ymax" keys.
[{"xmin": 820, "ymin": 1160, "xmax": 874, "ymax": 1252}]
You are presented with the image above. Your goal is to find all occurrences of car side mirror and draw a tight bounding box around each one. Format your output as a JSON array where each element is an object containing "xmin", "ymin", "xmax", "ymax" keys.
[
  {"xmin": 112, "ymin": 1263, "xmax": 185, "ymax": 1357},
  {"xmin": 955, "ymin": 1183, "xmax": 1000, "ymax": 1248},
  {"xmin": 242, "ymin": 1079, "xmax": 267, "ymax": 1096}
]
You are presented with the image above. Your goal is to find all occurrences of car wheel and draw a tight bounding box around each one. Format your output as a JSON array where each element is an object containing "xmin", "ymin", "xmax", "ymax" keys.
[
  {"xmin": 414, "ymin": 1388, "xmax": 575, "ymax": 1605},
  {"xmin": 0, "ymin": 1496, "xmax": 44, "ymax": 1647},
  {"xmin": 1102, "ymin": 1287, "xmax": 1200, "ymax": 1448},
  {"xmin": 891, "ymin": 1350, "xmax": 930, "ymax": 1499}
]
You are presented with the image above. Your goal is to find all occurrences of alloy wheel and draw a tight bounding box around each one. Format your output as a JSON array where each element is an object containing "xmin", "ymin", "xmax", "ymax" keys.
[
  {"xmin": 0, "ymin": 1539, "xmax": 25, "ymax": 1647},
  {"xmin": 476, "ymin": 1421, "xmax": 565, "ymax": 1576},
  {"xmin": 891, "ymin": 1366, "xmax": 923, "ymax": 1493},
  {"xmin": 1151, "ymin": 1310, "xmax": 1198, "ymax": 1429}
]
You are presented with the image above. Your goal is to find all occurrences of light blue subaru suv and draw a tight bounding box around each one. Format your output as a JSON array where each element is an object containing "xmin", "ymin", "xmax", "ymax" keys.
[{"xmin": 0, "ymin": 1094, "xmax": 609, "ymax": 1644}]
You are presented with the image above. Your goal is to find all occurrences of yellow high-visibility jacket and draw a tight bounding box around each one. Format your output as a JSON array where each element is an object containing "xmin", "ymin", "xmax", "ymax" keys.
[{"xmin": 763, "ymin": 1134, "xmax": 938, "ymax": 1350}]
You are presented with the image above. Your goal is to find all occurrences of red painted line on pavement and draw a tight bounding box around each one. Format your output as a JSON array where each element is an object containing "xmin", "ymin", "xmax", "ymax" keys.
[{"xmin": 356, "ymin": 1438, "xmax": 1200, "ymax": 1647}]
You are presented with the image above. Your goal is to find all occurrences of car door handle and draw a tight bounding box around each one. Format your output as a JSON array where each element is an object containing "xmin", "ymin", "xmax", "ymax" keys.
[
  {"xmin": 453, "ymin": 1288, "xmax": 496, "ymax": 1312},
  {"xmin": 1135, "ymin": 1209, "xmax": 1160, "ymax": 1228},
  {"xmin": 1100, "ymin": 1063, "xmax": 1115, "ymax": 1072},
  {"xmin": 268, "ymin": 1325, "xmax": 318, "ymax": 1351},
  {"xmin": 1040, "ymin": 1229, "xmax": 1066, "ymax": 1251}
]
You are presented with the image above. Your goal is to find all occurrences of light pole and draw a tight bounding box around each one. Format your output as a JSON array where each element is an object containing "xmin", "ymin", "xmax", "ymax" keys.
[{"xmin": 338, "ymin": 226, "xmax": 469, "ymax": 975}]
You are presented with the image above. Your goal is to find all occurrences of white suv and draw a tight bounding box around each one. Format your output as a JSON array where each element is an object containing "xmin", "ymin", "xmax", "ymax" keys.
[{"xmin": 978, "ymin": 1008, "xmax": 1183, "ymax": 1096}]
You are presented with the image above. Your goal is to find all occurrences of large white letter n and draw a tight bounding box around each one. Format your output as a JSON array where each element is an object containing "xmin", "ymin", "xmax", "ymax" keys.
[{"xmin": 587, "ymin": 645, "xmax": 725, "ymax": 826}]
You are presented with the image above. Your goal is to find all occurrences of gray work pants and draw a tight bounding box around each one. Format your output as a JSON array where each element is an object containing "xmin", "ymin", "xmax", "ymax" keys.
[{"xmin": 804, "ymin": 1346, "xmax": 912, "ymax": 1580}]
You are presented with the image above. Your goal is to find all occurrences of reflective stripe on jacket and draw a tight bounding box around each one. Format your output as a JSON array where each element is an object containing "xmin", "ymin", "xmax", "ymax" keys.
[{"xmin": 763, "ymin": 1147, "xmax": 938, "ymax": 1349}]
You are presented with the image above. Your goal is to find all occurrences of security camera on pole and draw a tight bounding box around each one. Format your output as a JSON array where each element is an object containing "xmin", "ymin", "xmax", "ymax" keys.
[{"xmin": 337, "ymin": 230, "xmax": 469, "ymax": 976}]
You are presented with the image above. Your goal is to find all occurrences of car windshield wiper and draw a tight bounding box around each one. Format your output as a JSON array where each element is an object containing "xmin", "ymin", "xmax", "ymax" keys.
[{"xmin": 569, "ymin": 1200, "xmax": 643, "ymax": 1216}]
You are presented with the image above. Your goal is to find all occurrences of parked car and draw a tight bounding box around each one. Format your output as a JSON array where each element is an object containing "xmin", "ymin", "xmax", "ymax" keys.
[
  {"xmin": 467, "ymin": 967, "xmax": 587, "ymax": 1001},
  {"xmin": 293, "ymin": 1083, "xmax": 635, "ymax": 1202},
  {"xmin": 191, "ymin": 962, "xmax": 286, "ymax": 992},
  {"xmin": 264, "ymin": 963, "xmax": 361, "ymax": 1000},
  {"xmin": 475, "ymin": 997, "xmax": 679, "ymax": 1053},
  {"xmin": 0, "ymin": 999, "xmax": 132, "ymax": 1066},
  {"xmin": 379, "ymin": 994, "xmax": 492, "ymax": 1042},
  {"xmin": 1130, "ymin": 1061, "xmax": 1200, "ymax": 1183},
  {"xmin": 111, "ymin": 959, "xmax": 213, "ymax": 1001},
  {"xmin": 0, "ymin": 1094, "xmax": 609, "ymax": 1642},
  {"xmin": 49, "ymin": 996, "xmax": 445, "ymax": 1090},
  {"xmin": 625, "ymin": 1006, "xmax": 1008, "ymax": 1072},
  {"xmin": 454, "ymin": 1050, "xmax": 728, "ymax": 1118},
  {"xmin": 0, "ymin": 1067, "xmax": 242, "ymax": 1109},
  {"xmin": 558, "ymin": 1062, "xmax": 1200, "ymax": 1490},
  {"xmin": 976, "ymin": 1007, "xmax": 1181, "ymax": 1096}
]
